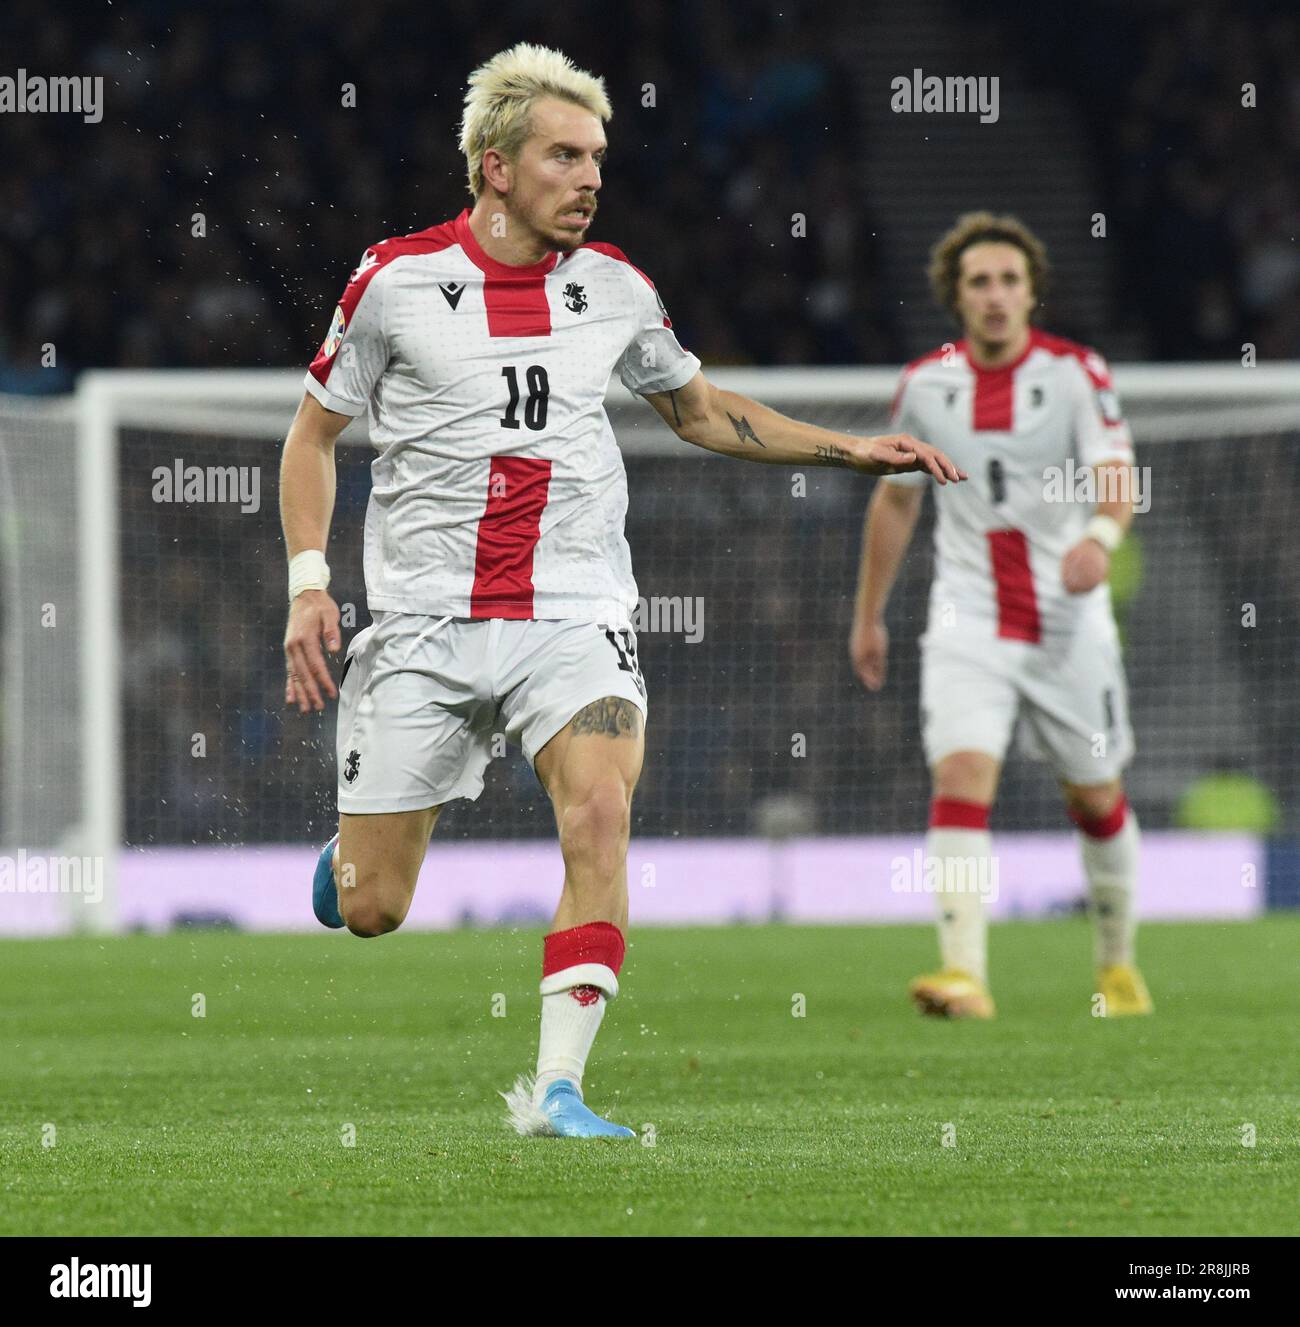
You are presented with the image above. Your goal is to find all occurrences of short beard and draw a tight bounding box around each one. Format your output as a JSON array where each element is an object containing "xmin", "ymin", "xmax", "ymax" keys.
[
  {"xmin": 551, "ymin": 210, "xmax": 595, "ymax": 254},
  {"xmin": 521, "ymin": 211, "xmax": 587, "ymax": 256}
]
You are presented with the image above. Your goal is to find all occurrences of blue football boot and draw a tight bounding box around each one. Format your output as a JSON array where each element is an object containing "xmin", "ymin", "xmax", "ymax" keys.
[
  {"xmin": 502, "ymin": 1074, "xmax": 635, "ymax": 1138},
  {"xmin": 312, "ymin": 832, "xmax": 344, "ymax": 929}
]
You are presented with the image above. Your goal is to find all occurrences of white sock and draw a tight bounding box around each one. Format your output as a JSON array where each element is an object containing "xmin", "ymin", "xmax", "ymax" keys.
[
  {"xmin": 534, "ymin": 986, "xmax": 607, "ymax": 1100},
  {"xmin": 928, "ymin": 826, "xmax": 992, "ymax": 984},
  {"xmin": 1079, "ymin": 808, "xmax": 1140, "ymax": 968}
]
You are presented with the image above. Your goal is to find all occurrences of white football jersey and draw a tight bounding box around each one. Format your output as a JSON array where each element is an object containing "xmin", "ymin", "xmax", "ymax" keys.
[
  {"xmin": 885, "ymin": 329, "xmax": 1135, "ymax": 641},
  {"xmin": 304, "ymin": 208, "xmax": 701, "ymax": 626}
]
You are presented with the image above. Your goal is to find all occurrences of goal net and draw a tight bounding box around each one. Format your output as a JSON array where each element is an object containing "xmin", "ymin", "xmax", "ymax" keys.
[{"xmin": 2, "ymin": 365, "xmax": 1296, "ymax": 928}]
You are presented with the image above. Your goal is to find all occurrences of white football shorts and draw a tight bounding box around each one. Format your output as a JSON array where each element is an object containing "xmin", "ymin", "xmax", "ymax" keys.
[
  {"xmin": 918, "ymin": 619, "xmax": 1135, "ymax": 785},
  {"xmin": 335, "ymin": 612, "xmax": 648, "ymax": 813}
]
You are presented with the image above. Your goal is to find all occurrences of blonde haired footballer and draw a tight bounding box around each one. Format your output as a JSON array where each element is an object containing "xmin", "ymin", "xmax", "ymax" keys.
[
  {"xmin": 281, "ymin": 44, "xmax": 965, "ymax": 1138},
  {"xmin": 850, "ymin": 212, "xmax": 1152, "ymax": 1020}
]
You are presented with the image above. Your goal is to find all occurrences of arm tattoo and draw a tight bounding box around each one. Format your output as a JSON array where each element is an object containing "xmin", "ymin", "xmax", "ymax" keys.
[
  {"xmin": 669, "ymin": 389, "xmax": 682, "ymax": 428},
  {"xmin": 727, "ymin": 412, "xmax": 766, "ymax": 448},
  {"xmin": 570, "ymin": 696, "xmax": 643, "ymax": 738},
  {"xmin": 814, "ymin": 443, "xmax": 850, "ymax": 467}
]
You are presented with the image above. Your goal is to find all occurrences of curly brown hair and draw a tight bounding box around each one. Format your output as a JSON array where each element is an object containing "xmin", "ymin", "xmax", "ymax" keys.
[{"xmin": 928, "ymin": 211, "xmax": 1051, "ymax": 321}]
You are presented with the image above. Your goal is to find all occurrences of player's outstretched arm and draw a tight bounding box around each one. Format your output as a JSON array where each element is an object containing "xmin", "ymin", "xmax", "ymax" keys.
[
  {"xmin": 280, "ymin": 393, "xmax": 351, "ymax": 713},
  {"xmin": 643, "ymin": 371, "xmax": 967, "ymax": 484},
  {"xmin": 849, "ymin": 481, "xmax": 925, "ymax": 691}
]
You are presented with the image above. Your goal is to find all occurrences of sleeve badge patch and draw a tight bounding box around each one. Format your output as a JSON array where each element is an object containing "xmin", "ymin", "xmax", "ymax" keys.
[{"xmin": 321, "ymin": 305, "xmax": 346, "ymax": 358}]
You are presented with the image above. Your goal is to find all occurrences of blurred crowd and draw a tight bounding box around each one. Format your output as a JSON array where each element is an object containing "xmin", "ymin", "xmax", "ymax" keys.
[
  {"xmin": 4, "ymin": 0, "xmax": 1296, "ymax": 393},
  {"xmin": 0, "ymin": 0, "xmax": 896, "ymax": 395},
  {"xmin": 1001, "ymin": 0, "xmax": 1300, "ymax": 359}
]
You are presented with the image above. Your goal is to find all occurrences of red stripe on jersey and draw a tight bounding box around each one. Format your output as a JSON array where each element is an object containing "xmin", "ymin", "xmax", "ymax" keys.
[
  {"xmin": 308, "ymin": 222, "xmax": 457, "ymax": 387},
  {"xmin": 986, "ymin": 529, "xmax": 1042, "ymax": 643},
  {"xmin": 972, "ymin": 368, "xmax": 1015, "ymax": 430},
  {"xmin": 470, "ymin": 456, "xmax": 553, "ymax": 618},
  {"xmin": 453, "ymin": 209, "xmax": 555, "ymax": 338},
  {"xmin": 965, "ymin": 334, "xmax": 1037, "ymax": 431},
  {"xmin": 582, "ymin": 241, "xmax": 672, "ymax": 327},
  {"xmin": 482, "ymin": 273, "xmax": 552, "ymax": 337},
  {"xmin": 901, "ymin": 329, "xmax": 1125, "ymax": 432}
]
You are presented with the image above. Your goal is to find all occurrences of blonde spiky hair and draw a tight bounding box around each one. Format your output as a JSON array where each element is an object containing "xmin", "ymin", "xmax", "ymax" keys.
[{"xmin": 458, "ymin": 43, "xmax": 612, "ymax": 198}]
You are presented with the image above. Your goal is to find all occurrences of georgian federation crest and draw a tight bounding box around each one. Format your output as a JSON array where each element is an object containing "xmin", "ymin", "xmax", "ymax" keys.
[{"xmin": 563, "ymin": 282, "xmax": 588, "ymax": 314}]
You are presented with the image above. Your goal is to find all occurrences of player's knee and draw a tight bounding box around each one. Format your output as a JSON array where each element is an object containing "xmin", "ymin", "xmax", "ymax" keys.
[
  {"xmin": 342, "ymin": 897, "xmax": 405, "ymax": 938},
  {"xmin": 337, "ymin": 864, "xmax": 413, "ymax": 937},
  {"xmin": 933, "ymin": 751, "xmax": 997, "ymax": 803},
  {"xmin": 1064, "ymin": 781, "xmax": 1123, "ymax": 821},
  {"xmin": 559, "ymin": 781, "xmax": 631, "ymax": 873}
]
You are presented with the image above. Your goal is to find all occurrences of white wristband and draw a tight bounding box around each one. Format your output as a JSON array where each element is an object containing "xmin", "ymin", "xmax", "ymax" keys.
[
  {"xmin": 288, "ymin": 549, "xmax": 330, "ymax": 601},
  {"xmin": 1083, "ymin": 514, "xmax": 1124, "ymax": 553}
]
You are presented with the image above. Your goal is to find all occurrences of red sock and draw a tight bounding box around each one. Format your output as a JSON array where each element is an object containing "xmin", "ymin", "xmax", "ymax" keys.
[
  {"xmin": 929, "ymin": 797, "xmax": 990, "ymax": 830},
  {"xmin": 1069, "ymin": 794, "xmax": 1128, "ymax": 840},
  {"xmin": 542, "ymin": 921, "xmax": 625, "ymax": 1000}
]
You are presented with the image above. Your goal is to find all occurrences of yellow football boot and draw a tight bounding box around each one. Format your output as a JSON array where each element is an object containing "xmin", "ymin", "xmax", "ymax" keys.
[
  {"xmin": 1097, "ymin": 964, "xmax": 1153, "ymax": 1016},
  {"xmin": 908, "ymin": 969, "xmax": 996, "ymax": 1019}
]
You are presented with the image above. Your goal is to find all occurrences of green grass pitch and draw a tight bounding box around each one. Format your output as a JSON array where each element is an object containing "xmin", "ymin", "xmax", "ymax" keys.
[{"xmin": 2, "ymin": 917, "xmax": 1297, "ymax": 1236}]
